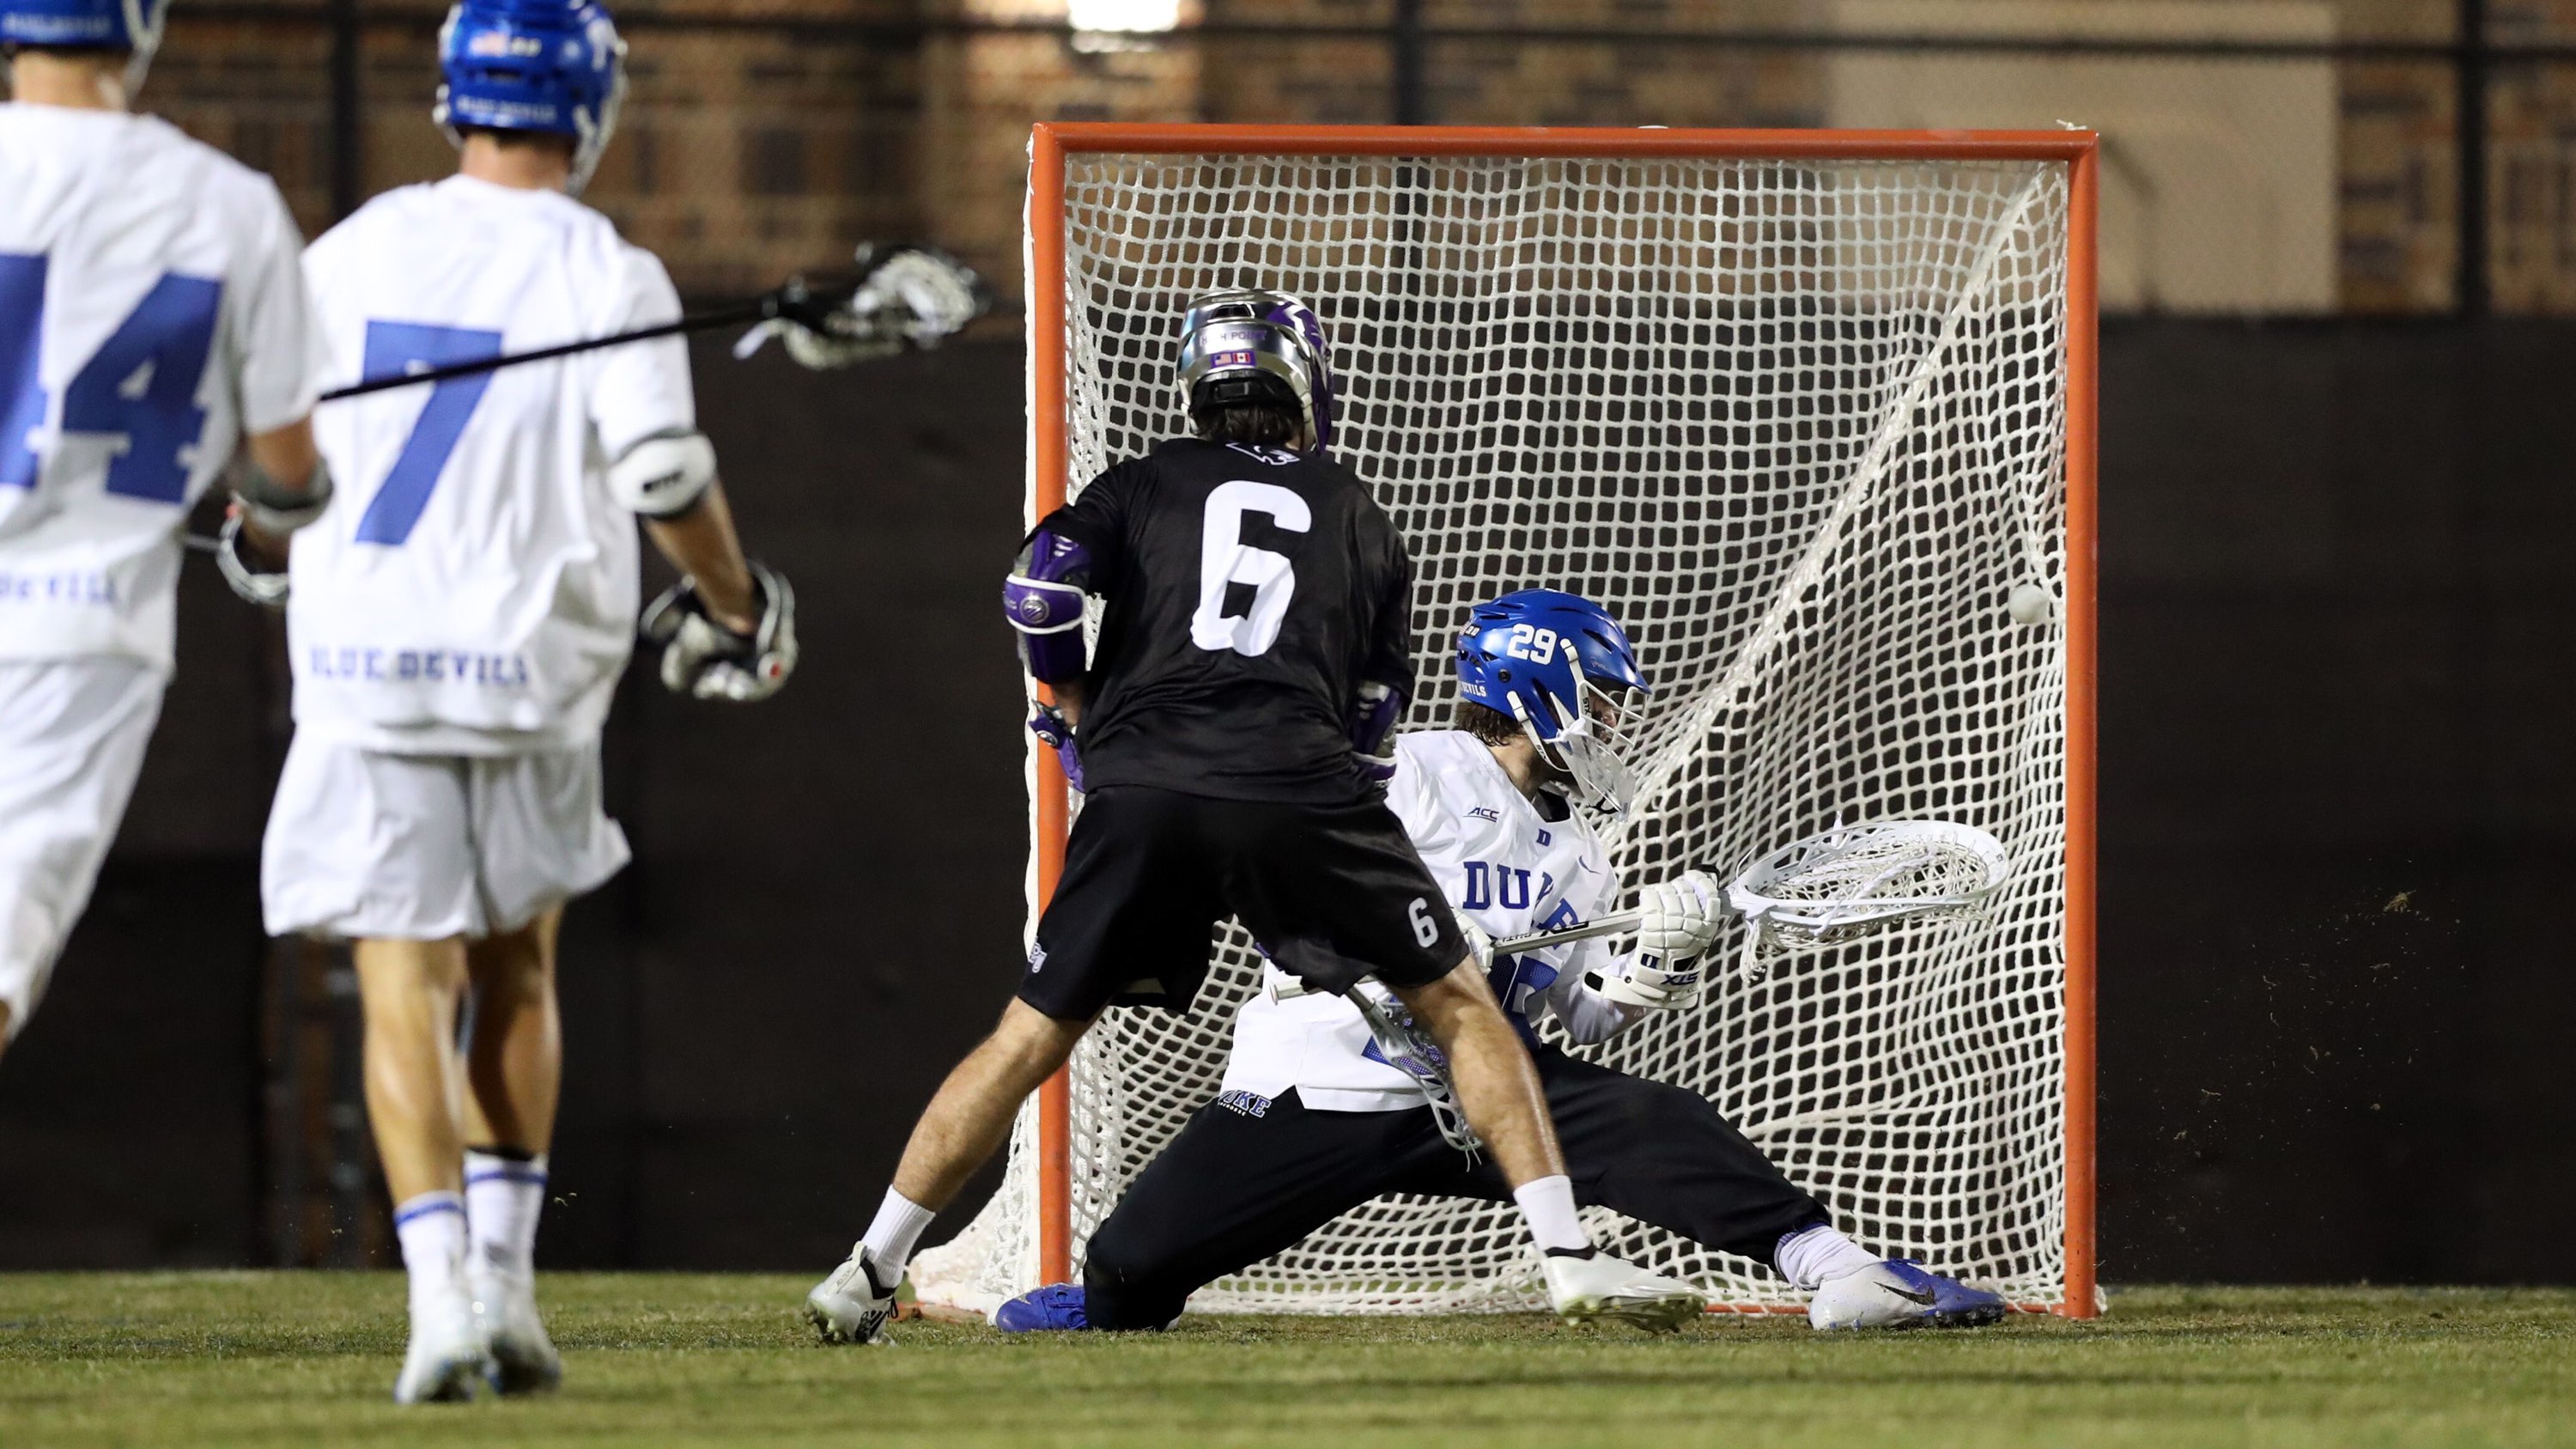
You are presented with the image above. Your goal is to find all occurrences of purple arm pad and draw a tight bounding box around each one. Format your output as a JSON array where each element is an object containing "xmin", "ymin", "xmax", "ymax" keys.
[
  {"xmin": 1348, "ymin": 681, "xmax": 1406, "ymax": 756},
  {"xmin": 1005, "ymin": 576, "xmax": 1087, "ymax": 683},
  {"xmin": 1007, "ymin": 527, "xmax": 1095, "ymax": 685}
]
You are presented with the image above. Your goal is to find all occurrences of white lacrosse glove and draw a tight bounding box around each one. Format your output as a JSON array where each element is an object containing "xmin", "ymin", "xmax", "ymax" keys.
[
  {"xmin": 1591, "ymin": 953, "xmax": 1705, "ymax": 1012},
  {"xmin": 639, "ymin": 561, "xmax": 799, "ymax": 702},
  {"xmin": 1454, "ymin": 910, "xmax": 1494, "ymax": 974},
  {"xmin": 1593, "ymin": 870, "xmax": 1723, "ymax": 1012},
  {"xmin": 733, "ymin": 246, "xmax": 987, "ymax": 370}
]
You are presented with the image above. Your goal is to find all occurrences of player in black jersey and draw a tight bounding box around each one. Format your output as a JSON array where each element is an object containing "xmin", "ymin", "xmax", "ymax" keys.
[{"xmin": 806, "ymin": 289, "xmax": 1708, "ymax": 1343}]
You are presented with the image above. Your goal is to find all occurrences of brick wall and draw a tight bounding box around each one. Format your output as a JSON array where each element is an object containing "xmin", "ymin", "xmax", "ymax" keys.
[{"xmin": 98, "ymin": 3, "xmax": 2576, "ymax": 312}]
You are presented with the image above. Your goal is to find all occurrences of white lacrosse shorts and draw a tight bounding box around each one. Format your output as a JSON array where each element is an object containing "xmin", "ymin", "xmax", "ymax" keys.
[
  {"xmin": 261, "ymin": 735, "xmax": 631, "ymax": 941},
  {"xmin": 0, "ymin": 659, "xmax": 165, "ymax": 1042}
]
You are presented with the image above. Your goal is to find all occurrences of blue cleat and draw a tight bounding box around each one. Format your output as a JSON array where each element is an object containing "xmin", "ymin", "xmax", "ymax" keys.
[
  {"xmin": 994, "ymin": 1283, "xmax": 1093, "ymax": 1332},
  {"xmin": 1807, "ymin": 1260, "xmax": 2008, "ymax": 1330}
]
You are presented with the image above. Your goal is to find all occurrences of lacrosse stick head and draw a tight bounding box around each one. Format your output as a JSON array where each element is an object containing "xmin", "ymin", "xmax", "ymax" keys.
[
  {"xmin": 1455, "ymin": 588, "xmax": 1651, "ymax": 815},
  {"xmin": 1725, "ymin": 820, "xmax": 2010, "ymax": 978},
  {"xmin": 739, "ymin": 245, "xmax": 992, "ymax": 368}
]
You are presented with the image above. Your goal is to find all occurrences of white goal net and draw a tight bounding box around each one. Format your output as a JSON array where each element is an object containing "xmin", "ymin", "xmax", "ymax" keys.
[{"xmin": 916, "ymin": 134, "xmax": 2084, "ymax": 1318}]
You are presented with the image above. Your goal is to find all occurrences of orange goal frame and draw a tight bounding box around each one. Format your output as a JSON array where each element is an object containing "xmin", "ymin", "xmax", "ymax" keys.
[{"xmin": 1023, "ymin": 122, "xmax": 2100, "ymax": 1319}]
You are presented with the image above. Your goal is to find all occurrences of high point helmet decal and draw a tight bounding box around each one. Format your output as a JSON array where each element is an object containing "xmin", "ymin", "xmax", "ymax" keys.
[
  {"xmin": 1454, "ymin": 588, "xmax": 1652, "ymax": 814},
  {"xmin": 433, "ymin": 0, "xmax": 629, "ymax": 197}
]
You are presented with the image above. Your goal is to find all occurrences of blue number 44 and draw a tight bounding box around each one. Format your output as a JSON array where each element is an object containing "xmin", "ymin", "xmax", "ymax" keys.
[
  {"xmin": 1, "ymin": 251, "xmax": 223, "ymax": 503},
  {"xmin": 354, "ymin": 320, "xmax": 504, "ymax": 546}
]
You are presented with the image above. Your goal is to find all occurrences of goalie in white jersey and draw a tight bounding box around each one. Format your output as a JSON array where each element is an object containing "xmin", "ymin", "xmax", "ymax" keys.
[
  {"xmin": 990, "ymin": 589, "xmax": 2009, "ymax": 1333},
  {"xmin": 0, "ymin": 0, "xmax": 331, "ymax": 1062},
  {"xmin": 249, "ymin": 0, "xmax": 797, "ymax": 1405}
]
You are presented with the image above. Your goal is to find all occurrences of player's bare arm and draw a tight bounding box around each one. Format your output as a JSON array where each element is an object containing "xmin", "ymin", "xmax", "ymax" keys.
[{"xmin": 642, "ymin": 483, "xmax": 758, "ymax": 632}]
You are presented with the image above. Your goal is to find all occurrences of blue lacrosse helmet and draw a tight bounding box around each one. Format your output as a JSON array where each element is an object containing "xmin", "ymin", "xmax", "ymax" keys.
[
  {"xmin": 1176, "ymin": 288, "xmax": 1337, "ymax": 451},
  {"xmin": 0, "ymin": 0, "xmax": 170, "ymax": 90},
  {"xmin": 1455, "ymin": 588, "xmax": 1652, "ymax": 813},
  {"xmin": 434, "ymin": 0, "xmax": 628, "ymax": 196}
]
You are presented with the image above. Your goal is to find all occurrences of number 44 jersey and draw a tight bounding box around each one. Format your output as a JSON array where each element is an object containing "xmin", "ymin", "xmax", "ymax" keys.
[
  {"xmin": 1041, "ymin": 436, "xmax": 1417, "ymax": 804},
  {"xmin": 0, "ymin": 107, "xmax": 325, "ymax": 671},
  {"xmin": 293, "ymin": 175, "xmax": 696, "ymax": 754}
]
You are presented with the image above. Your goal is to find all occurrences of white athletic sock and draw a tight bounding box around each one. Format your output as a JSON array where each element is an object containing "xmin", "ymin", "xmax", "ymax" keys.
[
  {"xmin": 393, "ymin": 1190, "xmax": 468, "ymax": 1312},
  {"xmin": 859, "ymin": 1189, "xmax": 937, "ymax": 1281},
  {"xmin": 1513, "ymin": 1175, "xmax": 1591, "ymax": 1256},
  {"xmin": 1773, "ymin": 1223, "xmax": 1880, "ymax": 1290},
  {"xmin": 464, "ymin": 1149, "xmax": 549, "ymax": 1282}
]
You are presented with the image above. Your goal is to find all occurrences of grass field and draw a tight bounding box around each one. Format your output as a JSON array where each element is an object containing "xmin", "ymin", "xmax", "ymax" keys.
[{"xmin": 3, "ymin": 1275, "xmax": 2572, "ymax": 1447}]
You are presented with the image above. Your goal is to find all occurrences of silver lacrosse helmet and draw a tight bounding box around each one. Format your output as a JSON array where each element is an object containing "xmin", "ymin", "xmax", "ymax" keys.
[{"xmin": 1175, "ymin": 288, "xmax": 1336, "ymax": 449}]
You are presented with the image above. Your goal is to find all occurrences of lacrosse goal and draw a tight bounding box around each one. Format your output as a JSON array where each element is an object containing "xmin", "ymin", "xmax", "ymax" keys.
[{"xmin": 915, "ymin": 124, "xmax": 2098, "ymax": 1318}]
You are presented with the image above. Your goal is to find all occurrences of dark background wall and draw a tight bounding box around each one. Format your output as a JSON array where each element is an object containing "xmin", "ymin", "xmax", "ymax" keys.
[{"xmin": 3, "ymin": 320, "xmax": 2569, "ymax": 1283}]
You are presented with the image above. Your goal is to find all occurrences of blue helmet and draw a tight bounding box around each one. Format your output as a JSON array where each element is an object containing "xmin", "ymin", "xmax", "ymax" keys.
[
  {"xmin": 434, "ymin": 0, "xmax": 628, "ymax": 196},
  {"xmin": 1176, "ymin": 288, "xmax": 1337, "ymax": 451},
  {"xmin": 1455, "ymin": 588, "xmax": 1651, "ymax": 813},
  {"xmin": 0, "ymin": 0, "xmax": 170, "ymax": 91}
]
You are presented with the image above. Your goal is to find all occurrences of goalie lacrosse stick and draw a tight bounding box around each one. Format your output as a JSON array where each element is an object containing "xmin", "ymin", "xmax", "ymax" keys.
[
  {"xmin": 1493, "ymin": 819, "xmax": 2011, "ymax": 983},
  {"xmin": 318, "ymin": 243, "xmax": 993, "ymax": 401}
]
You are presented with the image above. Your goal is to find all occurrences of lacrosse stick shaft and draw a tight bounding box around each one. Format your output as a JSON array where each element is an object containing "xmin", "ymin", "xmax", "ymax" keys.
[
  {"xmin": 1490, "ymin": 908, "xmax": 1643, "ymax": 956},
  {"xmin": 318, "ymin": 296, "xmax": 789, "ymax": 402}
]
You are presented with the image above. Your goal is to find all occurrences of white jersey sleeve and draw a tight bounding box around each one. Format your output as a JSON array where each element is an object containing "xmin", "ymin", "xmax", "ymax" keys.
[
  {"xmin": 1536, "ymin": 865, "xmax": 1641, "ymax": 1046},
  {"xmin": 586, "ymin": 247, "xmax": 693, "ymax": 457},
  {"xmin": 288, "ymin": 176, "xmax": 683, "ymax": 754},
  {"xmin": 0, "ymin": 107, "xmax": 325, "ymax": 671},
  {"xmin": 230, "ymin": 177, "xmax": 330, "ymax": 436}
]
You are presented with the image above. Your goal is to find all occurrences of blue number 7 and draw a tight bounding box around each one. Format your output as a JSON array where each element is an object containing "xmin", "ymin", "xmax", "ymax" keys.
[{"xmin": 354, "ymin": 320, "xmax": 504, "ymax": 546}]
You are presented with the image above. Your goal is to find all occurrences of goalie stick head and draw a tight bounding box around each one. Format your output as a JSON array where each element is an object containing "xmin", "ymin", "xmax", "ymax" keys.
[
  {"xmin": 1176, "ymin": 288, "xmax": 1336, "ymax": 451},
  {"xmin": 1455, "ymin": 588, "xmax": 1651, "ymax": 815},
  {"xmin": 0, "ymin": 0, "xmax": 169, "ymax": 93},
  {"xmin": 434, "ymin": 0, "xmax": 629, "ymax": 196}
]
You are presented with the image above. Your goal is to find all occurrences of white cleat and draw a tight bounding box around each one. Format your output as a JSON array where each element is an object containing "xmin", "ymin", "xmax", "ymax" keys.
[
  {"xmin": 470, "ymin": 1269, "xmax": 562, "ymax": 1395},
  {"xmin": 392, "ymin": 1286, "xmax": 492, "ymax": 1405},
  {"xmin": 1540, "ymin": 1251, "xmax": 1707, "ymax": 1333},
  {"xmin": 1807, "ymin": 1260, "xmax": 2009, "ymax": 1330},
  {"xmin": 805, "ymin": 1244, "xmax": 897, "ymax": 1345}
]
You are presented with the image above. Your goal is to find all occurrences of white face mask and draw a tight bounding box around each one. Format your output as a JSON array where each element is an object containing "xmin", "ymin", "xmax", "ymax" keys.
[{"xmin": 1510, "ymin": 673, "xmax": 1643, "ymax": 816}]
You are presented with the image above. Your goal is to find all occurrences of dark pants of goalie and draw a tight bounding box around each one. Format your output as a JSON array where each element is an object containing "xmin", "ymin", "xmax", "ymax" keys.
[{"xmin": 1082, "ymin": 1047, "xmax": 1832, "ymax": 1330}]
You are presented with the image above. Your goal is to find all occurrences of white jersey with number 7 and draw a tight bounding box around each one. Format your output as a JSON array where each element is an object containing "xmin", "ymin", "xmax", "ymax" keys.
[
  {"xmin": 0, "ymin": 106, "xmax": 325, "ymax": 670},
  {"xmin": 293, "ymin": 174, "xmax": 696, "ymax": 755}
]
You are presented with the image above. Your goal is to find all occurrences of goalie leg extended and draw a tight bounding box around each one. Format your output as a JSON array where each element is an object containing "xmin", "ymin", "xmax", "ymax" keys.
[{"xmin": 1452, "ymin": 1051, "xmax": 2004, "ymax": 1330}]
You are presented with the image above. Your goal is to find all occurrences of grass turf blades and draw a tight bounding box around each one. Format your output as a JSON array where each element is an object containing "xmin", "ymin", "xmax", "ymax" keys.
[{"xmin": 2, "ymin": 1275, "xmax": 2571, "ymax": 1446}]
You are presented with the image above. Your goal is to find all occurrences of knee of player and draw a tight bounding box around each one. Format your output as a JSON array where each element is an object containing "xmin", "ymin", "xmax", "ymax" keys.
[
  {"xmin": 1078, "ymin": 1218, "xmax": 1170, "ymax": 1294},
  {"xmin": 1626, "ymin": 1080, "xmax": 1717, "ymax": 1135}
]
